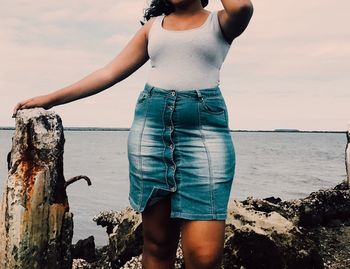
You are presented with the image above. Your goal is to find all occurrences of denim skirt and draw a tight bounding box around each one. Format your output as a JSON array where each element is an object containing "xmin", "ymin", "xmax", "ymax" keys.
[{"xmin": 127, "ymin": 83, "xmax": 236, "ymax": 220}]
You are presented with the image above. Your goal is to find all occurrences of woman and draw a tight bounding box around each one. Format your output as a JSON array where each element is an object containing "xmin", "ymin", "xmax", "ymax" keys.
[{"xmin": 12, "ymin": 0, "xmax": 253, "ymax": 268}]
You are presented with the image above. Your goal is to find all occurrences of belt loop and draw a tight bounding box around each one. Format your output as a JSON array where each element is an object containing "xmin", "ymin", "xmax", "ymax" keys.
[
  {"xmin": 149, "ymin": 86, "xmax": 154, "ymax": 96},
  {"xmin": 195, "ymin": 89, "xmax": 203, "ymax": 101},
  {"xmin": 145, "ymin": 84, "xmax": 154, "ymax": 95}
]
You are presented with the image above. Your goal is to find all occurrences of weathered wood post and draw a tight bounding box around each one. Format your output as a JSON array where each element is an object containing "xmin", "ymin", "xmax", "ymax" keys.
[
  {"xmin": 346, "ymin": 122, "xmax": 350, "ymax": 189},
  {"xmin": 0, "ymin": 108, "xmax": 73, "ymax": 269}
]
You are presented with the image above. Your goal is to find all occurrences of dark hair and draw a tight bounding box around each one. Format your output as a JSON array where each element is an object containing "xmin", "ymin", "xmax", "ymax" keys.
[{"xmin": 141, "ymin": 0, "xmax": 209, "ymax": 25}]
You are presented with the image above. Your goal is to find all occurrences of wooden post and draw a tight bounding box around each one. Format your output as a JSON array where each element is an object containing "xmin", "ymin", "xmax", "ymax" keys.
[
  {"xmin": 0, "ymin": 108, "xmax": 73, "ymax": 269},
  {"xmin": 346, "ymin": 123, "xmax": 350, "ymax": 189}
]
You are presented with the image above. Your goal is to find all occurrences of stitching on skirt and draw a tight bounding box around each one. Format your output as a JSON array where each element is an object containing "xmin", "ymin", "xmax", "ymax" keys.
[
  {"xmin": 197, "ymin": 100, "xmax": 216, "ymax": 217},
  {"xmin": 172, "ymin": 105, "xmax": 181, "ymax": 209},
  {"xmin": 161, "ymin": 97, "xmax": 170, "ymax": 189},
  {"xmin": 138, "ymin": 97, "xmax": 151, "ymax": 207}
]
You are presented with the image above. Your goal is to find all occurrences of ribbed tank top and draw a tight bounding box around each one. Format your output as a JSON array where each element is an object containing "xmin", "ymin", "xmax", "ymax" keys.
[{"xmin": 147, "ymin": 10, "xmax": 231, "ymax": 91}]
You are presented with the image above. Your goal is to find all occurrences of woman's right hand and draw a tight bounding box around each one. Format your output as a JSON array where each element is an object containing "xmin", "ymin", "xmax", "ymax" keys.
[{"xmin": 12, "ymin": 95, "xmax": 53, "ymax": 118}]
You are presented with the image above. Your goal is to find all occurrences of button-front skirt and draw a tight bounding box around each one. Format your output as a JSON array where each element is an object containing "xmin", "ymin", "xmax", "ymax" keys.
[{"xmin": 127, "ymin": 83, "xmax": 236, "ymax": 220}]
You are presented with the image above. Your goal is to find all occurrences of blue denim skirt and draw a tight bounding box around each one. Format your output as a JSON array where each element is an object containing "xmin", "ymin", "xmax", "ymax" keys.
[{"xmin": 127, "ymin": 83, "xmax": 236, "ymax": 220}]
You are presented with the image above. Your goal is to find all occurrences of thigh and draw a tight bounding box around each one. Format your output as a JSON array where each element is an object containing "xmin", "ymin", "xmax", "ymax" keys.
[
  {"xmin": 181, "ymin": 220, "xmax": 226, "ymax": 258},
  {"xmin": 141, "ymin": 195, "xmax": 182, "ymax": 248}
]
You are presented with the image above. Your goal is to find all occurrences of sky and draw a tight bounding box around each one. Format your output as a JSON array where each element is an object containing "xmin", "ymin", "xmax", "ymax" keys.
[{"xmin": 1, "ymin": 0, "xmax": 349, "ymax": 131}]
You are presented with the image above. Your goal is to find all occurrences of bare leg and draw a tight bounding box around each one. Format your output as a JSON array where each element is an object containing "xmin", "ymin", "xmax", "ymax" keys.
[
  {"xmin": 181, "ymin": 220, "xmax": 226, "ymax": 269},
  {"xmin": 141, "ymin": 195, "xmax": 182, "ymax": 269}
]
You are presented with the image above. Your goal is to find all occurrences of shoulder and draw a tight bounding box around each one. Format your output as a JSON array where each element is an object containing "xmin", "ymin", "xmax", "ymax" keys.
[
  {"xmin": 140, "ymin": 16, "xmax": 160, "ymax": 40},
  {"xmin": 216, "ymin": 4, "xmax": 254, "ymax": 44}
]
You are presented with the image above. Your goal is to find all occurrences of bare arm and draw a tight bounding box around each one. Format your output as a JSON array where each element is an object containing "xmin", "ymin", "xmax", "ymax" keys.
[
  {"xmin": 218, "ymin": 0, "xmax": 254, "ymax": 44},
  {"xmin": 12, "ymin": 17, "xmax": 156, "ymax": 117}
]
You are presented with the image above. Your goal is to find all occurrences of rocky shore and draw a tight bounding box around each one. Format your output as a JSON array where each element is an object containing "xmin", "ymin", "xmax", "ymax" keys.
[
  {"xmin": 71, "ymin": 181, "xmax": 350, "ymax": 269},
  {"xmin": 2, "ymin": 108, "xmax": 349, "ymax": 269}
]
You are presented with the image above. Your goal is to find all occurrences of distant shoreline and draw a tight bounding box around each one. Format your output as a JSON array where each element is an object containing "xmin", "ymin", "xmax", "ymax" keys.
[{"xmin": 0, "ymin": 126, "xmax": 345, "ymax": 134}]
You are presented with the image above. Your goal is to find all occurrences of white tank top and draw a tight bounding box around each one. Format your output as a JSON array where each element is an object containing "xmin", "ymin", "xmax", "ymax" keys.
[{"xmin": 147, "ymin": 10, "xmax": 231, "ymax": 91}]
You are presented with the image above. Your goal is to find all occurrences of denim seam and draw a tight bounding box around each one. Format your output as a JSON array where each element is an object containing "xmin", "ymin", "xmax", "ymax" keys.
[
  {"xmin": 142, "ymin": 187, "xmax": 157, "ymax": 211},
  {"xmin": 173, "ymin": 106, "xmax": 181, "ymax": 210},
  {"xmin": 202, "ymin": 96, "xmax": 222, "ymax": 100},
  {"xmin": 224, "ymin": 108, "xmax": 228, "ymax": 127},
  {"xmin": 221, "ymin": 98, "xmax": 229, "ymax": 126},
  {"xmin": 197, "ymin": 100, "xmax": 216, "ymax": 218},
  {"xmin": 151, "ymin": 93, "xmax": 220, "ymax": 98},
  {"xmin": 129, "ymin": 195, "xmax": 139, "ymax": 211},
  {"xmin": 138, "ymin": 97, "xmax": 151, "ymax": 208},
  {"xmin": 170, "ymin": 211, "xmax": 226, "ymax": 220}
]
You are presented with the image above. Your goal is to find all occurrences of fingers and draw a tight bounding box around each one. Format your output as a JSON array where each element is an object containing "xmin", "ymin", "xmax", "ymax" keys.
[
  {"xmin": 12, "ymin": 102, "xmax": 22, "ymax": 118},
  {"xmin": 12, "ymin": 100, "xmax": 30, "ymax": 118},
  {"xmin": 12, "ymin": 96, "xmax": 51, "ymax": 118}
]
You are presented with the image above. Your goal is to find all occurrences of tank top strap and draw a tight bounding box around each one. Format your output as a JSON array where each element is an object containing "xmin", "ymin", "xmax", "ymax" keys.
[
  {"xmin": 202, "ymin": 11, "xmax": 214, "ymax": 30},
  {"xmin": 148, "ymin": 14, "xmax": 164, "ymax": 40},
  {"xmin": 210, "ymin": 10, "xmax": 221, "ymax": 33},
  {"xmin": 157, "ymin": 14, "xmax": 165, "ymax": 29},
  {"xmin": 157, "ymin": 14, "xmax": 165, "ymax": 28}
]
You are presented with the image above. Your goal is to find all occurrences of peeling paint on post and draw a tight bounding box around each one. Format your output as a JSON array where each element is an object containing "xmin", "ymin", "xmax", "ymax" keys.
[{"xmin": 0, "ymin": 108, "xmax": 73, "ymax": 269}]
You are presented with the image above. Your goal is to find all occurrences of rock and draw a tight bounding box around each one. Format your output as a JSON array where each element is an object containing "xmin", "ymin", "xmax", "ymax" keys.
[
  {"xmin": 307, "ymin": 219, "xmax": 350, "ymax": 269},
  {"xmin": 297, "ymin": 186, "xmax": 350, "ymax": 227},
  {"xmin": 93, "ymin": 209, "xmax": 144, "ymax": 267},
  {"xmin": 119, "ymin": 254, "xmax": 142, "ymax": 269},
  {"xmin": 72, "ymin": 259, "xmax": 91, "ymax": 269},
  {"xmin": 94, "ymin": 207, "xmax": 186, "ymax": 269},
  {"xmin": 242, "ymin": 182, "xmax": 350, "ymax": 228},
  {"xmin": 94, "ymin": 206, "xmax": 143, "ymax": 268},
  {"xmin": 95, "ymin": 198, "xmax": 324, "ymax": 269},
  {"xmin": 92, "ymin": 185, "xmax": 349, "ymax": 268},
  {"xmin": 72, "ymin": 236, "xmax": 97, "ymax": 263},
  {"xmin": 0, "ymin": 108, "xmax": 73, "ymax": 269},
  {"xmin": 93, "ymin": 210, "xmax": 125, "ymax": 235},
  {"xmin": 119, "ymin": 244, "xmax": 184, "ymax": 269},
  {"xmin": 223, "ymin": 199, "xmax": 323, "ymax": 269}
]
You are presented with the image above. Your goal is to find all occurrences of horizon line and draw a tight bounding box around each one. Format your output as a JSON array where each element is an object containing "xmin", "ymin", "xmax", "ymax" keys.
[{"xmin": 0, "ymin": 126, "xmax": 346, "ymax": 133}]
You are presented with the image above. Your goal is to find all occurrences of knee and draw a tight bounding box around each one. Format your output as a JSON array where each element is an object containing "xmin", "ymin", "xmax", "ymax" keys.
[
  {"xmin": 185, "ymin": 246, "xmax": 223, "ymax": 268},
  {"xmin": 143, "ymin": 232, "xmax": 178, "ymax": 260}
]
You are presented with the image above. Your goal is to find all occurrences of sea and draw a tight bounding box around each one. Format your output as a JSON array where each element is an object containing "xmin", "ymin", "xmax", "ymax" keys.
[{"xmin": 0, "ymin": 130, "xmax": 347, "ymax": 246}]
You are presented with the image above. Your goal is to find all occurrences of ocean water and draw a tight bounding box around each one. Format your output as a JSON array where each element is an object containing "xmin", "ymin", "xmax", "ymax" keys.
[{"xmin": 0, "ymin": 130, "xmax": 347, "ymax": 246}]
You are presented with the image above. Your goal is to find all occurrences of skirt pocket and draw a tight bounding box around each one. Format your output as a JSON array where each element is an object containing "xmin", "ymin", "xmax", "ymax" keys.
[
  {"xmin": 200, "ymin": 96, "xmax": 226, "ymax": 115},
  {"xmin": 199, "ymin": 95, "xmax": 229, "ymax": 128}
]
